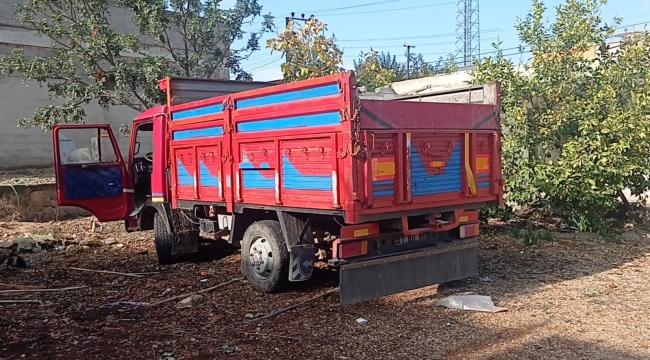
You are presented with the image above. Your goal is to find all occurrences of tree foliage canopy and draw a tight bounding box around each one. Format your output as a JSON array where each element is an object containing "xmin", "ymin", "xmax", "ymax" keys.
[
  {"xmin": 354, "ymin": 48, "xmax": 396, "ymax": 92},
  {"xmin": 266, "ymin": 18, "xmax": 344, "ymax": 82},
  {"xmin": 353, "ymin": 50, "xmax": 458, "ymax": 91},
  {"xmin": 0, "ymin": 0, "xmax": 273, "ymax": 130},
  {"xmin": 472, "ymin": 0, "xmax": 650, "ymax": 231}
]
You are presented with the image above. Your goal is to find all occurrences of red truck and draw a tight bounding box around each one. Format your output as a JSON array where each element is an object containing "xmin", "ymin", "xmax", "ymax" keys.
[{"xmin": 52, "ymin": 72, "xmax": 504, "ymax": 305}]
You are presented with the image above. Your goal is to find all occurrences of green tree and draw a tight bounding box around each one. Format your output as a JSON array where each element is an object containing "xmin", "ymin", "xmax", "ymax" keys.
[
  {"xmin": 267, "ymin": 18, "xmax": 344, "ymax": 82},
  {"xmin": 0, "ymin": 0, "xmax": 273, "ymax": 130},
  {"xmin": 354, "ymin": 48, "xmax": 397, "ymax": 91},
  {"xmin": 472, "ymin": 0, "xmax": 650, "ymax": 231}
]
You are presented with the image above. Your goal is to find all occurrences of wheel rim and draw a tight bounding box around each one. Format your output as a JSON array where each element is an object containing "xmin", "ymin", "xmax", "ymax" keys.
[{"xmin": 248, "ymin": 236, "xmax": 274, "ymax": 279}]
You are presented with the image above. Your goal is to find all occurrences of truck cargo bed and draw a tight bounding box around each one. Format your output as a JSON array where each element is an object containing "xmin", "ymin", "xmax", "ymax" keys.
[{"xmin": 166, "ymin": 72, "xmax": 502, "ymax": 223}]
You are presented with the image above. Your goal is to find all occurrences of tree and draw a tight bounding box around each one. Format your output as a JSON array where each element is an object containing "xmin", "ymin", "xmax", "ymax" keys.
[
  {"xmin": 354, "ymin": 49, "xmax": 458, "ymax": 89},
  {"xmin": 472, "ymin": 0, "xmax": 650, "ymax": 232},
  {"xmin": 354, "ymin": 48, "xmax": 397, "ymax": 91},
  {"xmin": 407, "ymin": 53, "xmax": 458, "ymax": 78},
  {"xmin": 0, "ymin": 0, "xmax": 273, "ymax": 130},
  {"xmin": 266, "ymin": 18, "xmax": 344, "ymax": 82}
]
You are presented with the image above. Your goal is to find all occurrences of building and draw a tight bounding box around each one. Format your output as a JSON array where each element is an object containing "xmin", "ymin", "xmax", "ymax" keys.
[{"xmin": 0, "ymin": 0, "xmax": 230, "ymax": 169}]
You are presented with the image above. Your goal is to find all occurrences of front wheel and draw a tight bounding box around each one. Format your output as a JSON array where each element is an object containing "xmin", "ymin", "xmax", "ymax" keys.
[
  {"xmin": 240, "ymin": 220, "xmax": 290, "ymax": 293},
  {"xmin": 153, "ymin": 211, "xmax": 176, "ymax": 265}
]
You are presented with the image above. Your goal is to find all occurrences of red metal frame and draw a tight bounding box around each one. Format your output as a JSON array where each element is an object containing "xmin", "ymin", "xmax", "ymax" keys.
[{"xmin": 52, "ymin": 124, "xmax": 133, "ymax": 222}]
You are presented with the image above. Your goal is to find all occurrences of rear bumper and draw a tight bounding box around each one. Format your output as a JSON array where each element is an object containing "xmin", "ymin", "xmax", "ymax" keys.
[{"xmin": 339, "ymin": 239, "xmax": 478, "ymax": 306}]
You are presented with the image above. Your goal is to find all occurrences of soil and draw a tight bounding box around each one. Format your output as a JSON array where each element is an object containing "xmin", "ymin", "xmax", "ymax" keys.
[{"xmin": 1, "ymin": 218, "xmax": 649, "ymax": 360}]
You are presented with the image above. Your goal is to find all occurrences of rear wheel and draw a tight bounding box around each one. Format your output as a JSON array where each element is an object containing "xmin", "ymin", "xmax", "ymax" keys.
[{"xmin": 240, "ymin": 220, "xmax": 290, "ymax": 293}]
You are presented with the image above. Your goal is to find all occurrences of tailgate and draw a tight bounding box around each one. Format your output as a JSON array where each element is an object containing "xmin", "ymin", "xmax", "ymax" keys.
[{"xmin": 355, "ymin": 82, "xmax": 503, "ymax": 215}]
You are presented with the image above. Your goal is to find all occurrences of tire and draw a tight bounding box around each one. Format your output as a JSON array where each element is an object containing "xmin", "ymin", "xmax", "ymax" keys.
[
  {"xmin": 240, "ymin": 220, "xmax": 290, "ymax": 293},
  {"xmin": 153, "ymin": 211, "xmax": 177, "ymax": 265}
]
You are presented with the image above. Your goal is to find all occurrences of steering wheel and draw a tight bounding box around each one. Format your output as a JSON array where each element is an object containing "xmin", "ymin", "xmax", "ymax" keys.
[{"xmin": 144, "ymin": 152, "xmax": 154, "ymax": 162}]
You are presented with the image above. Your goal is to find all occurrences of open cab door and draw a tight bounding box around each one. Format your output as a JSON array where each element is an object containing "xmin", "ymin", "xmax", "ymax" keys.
[{"xmin": 53, "ymin": 125, "xmax": 133, "ymax": 222}]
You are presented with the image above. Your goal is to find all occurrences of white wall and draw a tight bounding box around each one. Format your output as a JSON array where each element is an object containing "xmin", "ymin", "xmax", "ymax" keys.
[{"xmin": 0, "ymin": 0, "xmax": 228, "ymax": 169}]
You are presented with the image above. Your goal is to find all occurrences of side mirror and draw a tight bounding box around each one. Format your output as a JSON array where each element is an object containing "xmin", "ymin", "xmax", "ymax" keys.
[{"xmin": 90, "ymin": 137, "xmax": 100, "ymax": 161}]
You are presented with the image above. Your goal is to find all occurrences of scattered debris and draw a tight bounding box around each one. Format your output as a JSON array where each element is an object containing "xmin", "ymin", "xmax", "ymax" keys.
[
  {"xmin": 104, "ymin": 301, "xmax": 150, "ymax": 307},
  {"xmin": 150, "ymin": 277, "xmax": 243, "ymax": 307},
  {"xmin": 176, "ymin": 294, "xmax": 203, "ymax": 309},
  {"xmin": 0, "ymin": 283, "xmax": 39, "ymax": 291},
  {"xmin": 68, "ymin": 267, "xmax": 157, "ymax": 277},
  {"xmin": 244, "ymin": 289, "xmax": 339, "ymax": 324},
  {"xmin": 356, "ymin": 318, "xmax": 368, "ymax": 324},
  {"xmin": 14, "ymin": 236, "xmax": 40, "ymax": 253},
  {"xmin": 0, "ymin": 285, "xmax": 88, "ymax": 295},
  {"xmin": 479, "ymin": 276, "xmax": 494, "ymax": 283},
  {"xmin": 0, "ymin": 299, "xmax": 42, "ymax": 304},
  {"xmin": 435, "ymin": 295, "xmax": 507, "ymax": 313}
]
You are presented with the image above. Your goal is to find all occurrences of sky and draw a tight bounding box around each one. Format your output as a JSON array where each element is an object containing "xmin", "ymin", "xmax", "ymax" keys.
[{"xmin": 224, "ymin": 0, "xmax": 650, "ymax": 81}]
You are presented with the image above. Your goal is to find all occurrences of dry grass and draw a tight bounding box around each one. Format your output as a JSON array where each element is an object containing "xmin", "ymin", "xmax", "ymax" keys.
[
  {"xmin": 0, "ymin": 218, "xmax": 649, "ymax": 359},
  {"xmin": 0, "ymin": 197, "xmax": 20, "ymax": 222}
]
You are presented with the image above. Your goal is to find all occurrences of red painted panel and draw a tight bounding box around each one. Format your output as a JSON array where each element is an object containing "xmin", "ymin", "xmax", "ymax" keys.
[
  {"xmin": 172, "ymin": 146, "xmax": 196, "ymax": 200},
  {"xmin": 236, "ymin": 141, "xmax": 276, "ymax": 204},
  {"xmin": 279, "ymin": 137, "xmax": 333, "ymax": 207},
  {"xmin": 196, "ymin": 144, "xmax": 223, "ymax": 201},
  {"xmin": 359, "ymin": 99, "xmax": 499, "ymax": 131}
]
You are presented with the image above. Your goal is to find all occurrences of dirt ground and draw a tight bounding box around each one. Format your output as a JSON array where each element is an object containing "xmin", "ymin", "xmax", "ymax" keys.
[{"xmin": 1, "ymin": 218, "xmax": 649, "ymax": 360}]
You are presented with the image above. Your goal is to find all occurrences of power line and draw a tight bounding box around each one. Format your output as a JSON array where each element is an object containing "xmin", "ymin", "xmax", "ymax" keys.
[
  {"xmin": 337, "ymin": 28, "xmax": 503, "ymax": 42},
  {"xmin": 319, "ymin": 1, "xmax": 454, "ymax": 17},
  {"xmin": 248, "ymin": 58, "xmax": 282, "ymax": 72},
  {"xmin": 298, "ymin": 0, "xmax": 407, "ymax": 14},
  {"xmin": 341, "ymin": 36, "xmax": 500, "ymax": 50}
]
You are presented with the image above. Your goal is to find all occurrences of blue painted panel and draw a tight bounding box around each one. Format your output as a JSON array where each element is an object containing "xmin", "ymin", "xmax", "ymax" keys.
[
  {"xmin": 372, "ymin": 179, "xmax": 394, "ymax": 198},
  {"xmin": 373, "ymin": 188, "xmax": 395, "ymax": 197},
  {"xmin": 171, "ymin": 104, "xmax": 223, "ymax": 120},
  {"xmin": 176, "ymin": 159, "xmax": 194, "ymax": 186},
  {"xmin": 410, "ymin": 144, "xmax": 462, "ymax": 196},
  {"xmin": 198, "ymin": 160, "xmax": 220, "ymax": 188},
  {"xmin": 477, "ymin": 173, "xmax": 490, "ymax": 179},
  {"xmin": 172, "ymin": 126, "xmax": 223, "ymax": 140},
  {"xmin": 282, "ymin": 155, "xmax": 331, "ymax": 191},
  {"xmin": 239, "ymin": 157, "xmax": 275, "ymax": 189},
  {"xmin": 64, "ymin": 167, "xmax": 123, "ymax": 200},
  {"xmin": 373, "ymin": 179, "xmax": 395, "ymax": 187},
  {"xmin": 478, "ymin": 181, "xmax": 491, "ymax": 188},
  {"xmin": 236, "ymin": 83, "xmax": 340, "ymax": 109},
  {"xmin": 237, "ymin": 111, "xmax": 340, "ymax": 133}
]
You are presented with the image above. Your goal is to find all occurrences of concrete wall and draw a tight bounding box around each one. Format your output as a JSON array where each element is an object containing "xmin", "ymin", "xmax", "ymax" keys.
[{"xmin": 0, "ymin": 0, "xmax": 229, "ymax": 169}]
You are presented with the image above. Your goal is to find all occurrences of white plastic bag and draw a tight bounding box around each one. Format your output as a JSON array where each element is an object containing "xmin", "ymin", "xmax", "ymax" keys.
[{"xmin": 435, "ymin": 295, "xmax": 507, "ymax": 313}]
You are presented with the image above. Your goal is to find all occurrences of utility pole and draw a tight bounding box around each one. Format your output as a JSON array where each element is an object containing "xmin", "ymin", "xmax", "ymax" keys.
[
  {"xmin": 285, "ymin": 12, "xmax": 315, "ymax": 27},
  {"xmin": 404, "ymin": 44, "xmax": 415, "ymax": 79},
  {"xmin": 284, "ymin": 13, "xmax": 317, "ymax": 62}
]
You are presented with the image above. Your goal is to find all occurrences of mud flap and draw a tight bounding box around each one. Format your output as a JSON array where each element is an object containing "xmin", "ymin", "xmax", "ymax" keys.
[
  {"xmin": 289, "ymin": 244, "xmax": 316, "ymax": 282},
  {"xmin": 339, "ymin": 240, "xmax": 479, "ymax": 306}
]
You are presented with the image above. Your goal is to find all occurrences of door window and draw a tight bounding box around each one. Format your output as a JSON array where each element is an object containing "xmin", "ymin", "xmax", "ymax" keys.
[{"xmin": 58, "ymin": 128, "xmax": 118, "ymax": 165}]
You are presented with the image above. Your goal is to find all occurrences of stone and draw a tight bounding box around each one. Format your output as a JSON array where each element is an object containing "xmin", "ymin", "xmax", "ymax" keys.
[
  {"xmin": 29, "ymin": 201, "xmax": 43, "ymax": 213},
  {"xmin": 79, "ymin": 239, "xmax": 102, "ymax": 247},
  {"xmin": 30, "ymin": 191, "xmax": 45, "ymax": 203},
  {"xmin": 41, "ymin": 208, "xmax": 57, "ymax": 221},
  {"xmin": 574, "ymin": 232, "xmax": 604, "ymax": 241},
  {"xmin": 14, "ymin": 236, "xmax": 40, "ymax": 253},
  {"xmin": 41, "ymin": 192, "xmax": 54, "ymax": 207},
  {"xmin": 622, "ymin": 231, "xmax": 641, "ymax": 241},
  {"xmin": 102, "ymin": 238, "xmax": 117, "ymax": 246},
  {"xmin": 31, "ymin": 233, "xmax": 56, "ymax": 243},
  {"xmin": 51, "ymin": 200, "xmax": 58, "ymax": 208},
  {"xmin": 23, "ymin": 188, "xmax": 32, "ymax": 197}
]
